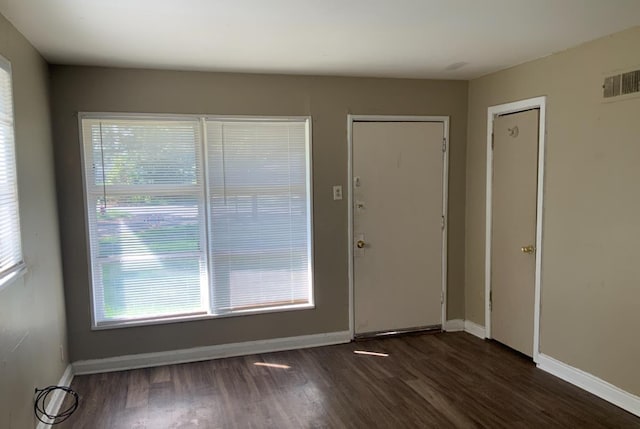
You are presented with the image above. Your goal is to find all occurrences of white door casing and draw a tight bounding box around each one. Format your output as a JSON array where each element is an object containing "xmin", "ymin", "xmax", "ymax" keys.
[{"xmin": 485, "ymin": 97, "xmax": 547, "ymax": 363}]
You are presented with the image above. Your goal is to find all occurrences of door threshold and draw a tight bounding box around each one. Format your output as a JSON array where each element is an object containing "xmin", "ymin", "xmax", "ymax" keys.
[{"xmin": 354, "ymin": 324, "xmax": 441, "ymax": 341}]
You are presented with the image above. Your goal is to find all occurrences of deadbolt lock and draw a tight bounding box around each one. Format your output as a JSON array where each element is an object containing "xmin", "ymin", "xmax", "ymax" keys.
[{"xmin": 356, "ymin": 240, "xmax": 366, "ymax": 249}]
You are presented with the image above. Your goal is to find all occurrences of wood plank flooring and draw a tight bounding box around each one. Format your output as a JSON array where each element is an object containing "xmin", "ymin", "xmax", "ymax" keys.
[{"xmin": 57, "ymin": 332, "xmax": 640, "ymax": 428}]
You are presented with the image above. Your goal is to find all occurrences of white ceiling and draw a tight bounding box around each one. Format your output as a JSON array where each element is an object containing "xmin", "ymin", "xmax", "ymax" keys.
[{"xmin": 1, "ymin": 0, "xmax": 639, "ymax": 79}]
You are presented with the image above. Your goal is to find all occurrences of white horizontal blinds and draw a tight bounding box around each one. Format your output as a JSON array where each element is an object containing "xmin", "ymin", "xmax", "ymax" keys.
[
  {"xmin": 0, "ymin": 60, "xmax": 24, "ymax": 280},
  {"xmin": 80, "ymin": 115, "xmax": 313, "ymax": 326},
  {"xmin": 83, "ymin": 118, "xmax": 207, "ymax": 324},
  {"xmin": 206, "ymin": 119, "xmax": 312, "ymax": 313}
]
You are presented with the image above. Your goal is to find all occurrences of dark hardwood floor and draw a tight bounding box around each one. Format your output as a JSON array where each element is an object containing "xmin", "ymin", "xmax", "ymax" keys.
[{"xmin": 57, "ymin": 332, "xmax": 640, "ymax": 428}]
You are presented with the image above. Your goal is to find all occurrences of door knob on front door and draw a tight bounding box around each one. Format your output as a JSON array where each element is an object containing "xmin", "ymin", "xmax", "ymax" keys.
[
  {"xmin": 356, "ymin": 240, "xmax": 366, "ymax": 249},
  {"xmin": 521, "ymin": 245, "xmax": 535, "ymax": 254}
]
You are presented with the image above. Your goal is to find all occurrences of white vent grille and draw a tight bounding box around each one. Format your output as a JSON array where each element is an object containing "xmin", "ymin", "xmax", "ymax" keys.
[
  {"xmin": 603, "ymin": 68, "xmax": 640, "ymax": 100},
  {"xmin": 603, "ymin": 75, "xmax": 621, "ymax": 98},
  {"xmin": 621, "ymin": 70, "xmax": 640, "ymax": 95}
]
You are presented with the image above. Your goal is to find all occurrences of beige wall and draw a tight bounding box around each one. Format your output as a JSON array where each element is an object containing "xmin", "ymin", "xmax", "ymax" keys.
[
  {"xmin": 49, "ymin": 66, "xmax": 468, "ymax": 361},
  {"xmin": 0, "ymin": 14, "xmax": 68, "ymax": 429},
  {"xmin": 466, "ymin": 27, "xmax": 640, "ymax": 395}
]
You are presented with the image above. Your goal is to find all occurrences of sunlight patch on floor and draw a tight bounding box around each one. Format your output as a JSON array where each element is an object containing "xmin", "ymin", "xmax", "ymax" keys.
[
  {"xmin": 354, "ymin": 350, "xmax": 389, "ymax": 357},
  {"xmin": 254, "ymin": 362, "xmax": 291, "ymax": 369}
]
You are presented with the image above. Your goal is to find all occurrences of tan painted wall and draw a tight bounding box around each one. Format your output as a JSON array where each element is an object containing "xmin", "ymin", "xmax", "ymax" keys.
[
  {"xmin": 49, "ymin": 66, "xmax": 468, "ymax": 361},
  {"xmin": 0, "ymin": 14, "xmax": 68, "ymax": 429},
  {"xmin": 466, "ymin": 26, "xmax": 640, "ymax": 395}
]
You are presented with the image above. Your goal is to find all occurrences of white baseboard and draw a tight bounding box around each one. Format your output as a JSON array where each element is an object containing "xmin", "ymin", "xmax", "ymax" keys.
[
  {"xmin": 443, "ymin": 319, "xmax": 465, "ymax": 332},
  {"xmin": 463, "ymin": 320, "xmax": 486, "ymax": 339},
  {"xmin": 537, "ymin": 354, "xmax": 640, "ymax": 417},
  {"xmin": 35, "ymin": 364, "xmax": 74, "ymax": 429},
  {"xmin": 73, "ymin": 330, "xmax": 351, "ymax": 375},
  {"xmin": 443, "ymin": 319, "xmax": 485, "ymax": 338}
]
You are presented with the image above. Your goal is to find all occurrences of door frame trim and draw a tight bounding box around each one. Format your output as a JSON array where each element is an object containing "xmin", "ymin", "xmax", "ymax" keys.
[
  {"xmin": 485, "ymin": 96, "xmax": 546, "ymax": 363},
  {"xmin": 347, "ymin": 114, "xmax": 450, "ymax": 339}
]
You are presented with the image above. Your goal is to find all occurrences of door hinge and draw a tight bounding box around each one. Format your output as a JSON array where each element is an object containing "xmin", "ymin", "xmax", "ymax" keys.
[
  {"xmin": 442, "ymin": 138, "xmax": 447, "ymax": 153},
  {"xmin": 489, "ymin": 290, "xmax": 492, "ymax": 310},
  {"xmin": 441, "ymin": 291, "xmax": 444, "ymax": 304},
  {"xmin": 491, "ymin": 133, "xmax": 495, "ymax": 150},
  {"xmin": 441, "ymin": 215, "xmax": 445, "ymax": 230}
]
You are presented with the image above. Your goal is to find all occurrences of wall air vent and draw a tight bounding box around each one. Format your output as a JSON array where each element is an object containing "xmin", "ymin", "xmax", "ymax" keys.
[
  {"xmin": 603, "ymin": 68, "xmax": 640, "ymax": 101},
  {"xmin": 621, "ymin": 70, "xmax": 640, "ymax": 95},
  {"xmin": 603, "ymin": 74, "xmax": 621, "ymax": 98}
]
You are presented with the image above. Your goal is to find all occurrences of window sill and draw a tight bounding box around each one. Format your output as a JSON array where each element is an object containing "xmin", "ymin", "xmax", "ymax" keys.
[
  {"xmin": 91, "ymin": 302, "xmax": 315, "ymax": 331},
  {"xmin": 0, "ymin": 263, "xmax": 27, "ymax": 292}
]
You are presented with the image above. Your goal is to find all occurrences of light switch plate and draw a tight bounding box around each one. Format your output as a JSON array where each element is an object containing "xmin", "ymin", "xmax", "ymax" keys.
[{"xmin": 333, "ymin": 185, "xmax": 343, "ymax": 200}]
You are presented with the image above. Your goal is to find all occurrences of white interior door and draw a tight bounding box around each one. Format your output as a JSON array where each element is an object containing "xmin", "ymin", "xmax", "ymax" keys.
[
  {"xmin": 491, "ymin": 109, "xmax": 539, "ymax": 357},
  {"xmin": 353, "ymin": 121, "xmax": 445, "ymax": 335}
]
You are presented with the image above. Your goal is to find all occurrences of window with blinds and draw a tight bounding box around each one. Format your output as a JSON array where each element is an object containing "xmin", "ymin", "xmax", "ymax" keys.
[
  {"xmin": 81, "ymin": 115, "xmax": 313, "ymax": 327},
  {"xmin": 0, "ymin": 56, "xmax": 25, "ymax": 290}
]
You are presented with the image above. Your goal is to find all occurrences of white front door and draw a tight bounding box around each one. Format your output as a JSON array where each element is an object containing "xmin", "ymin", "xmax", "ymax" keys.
[{"xmin": 352, "ymin": 121, "xmax": 445, "ymax": 335}]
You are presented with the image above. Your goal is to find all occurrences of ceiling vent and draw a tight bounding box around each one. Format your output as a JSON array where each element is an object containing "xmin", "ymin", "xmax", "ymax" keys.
[{"xmin": 603, "ymin": 68, "xmax": 640, "ymax": 101}]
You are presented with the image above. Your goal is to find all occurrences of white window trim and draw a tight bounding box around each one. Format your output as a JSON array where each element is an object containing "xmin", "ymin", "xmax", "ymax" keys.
[
  {"xmin": 78, "ymin": 112, "xmax": 315, "ymax": 330},
  {"xmin": 0, "ymin": 55, "xmax": 26, "ymax": 291},
  {"xmin": 0, "ymin": 262, "xmax": 28, "ymax": 291}
]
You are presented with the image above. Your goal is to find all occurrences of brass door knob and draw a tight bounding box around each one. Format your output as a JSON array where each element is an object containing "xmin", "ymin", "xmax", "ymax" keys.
[
  {"xmin": 521, "ymin": 245, "xmax": 535, "ymax": 254},
  {"xmin": 356, "ymin": 240, "xmax": 366, "ymax": 249}
]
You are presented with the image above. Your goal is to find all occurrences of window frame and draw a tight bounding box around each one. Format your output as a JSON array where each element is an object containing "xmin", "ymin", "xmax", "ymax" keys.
[
  {"xmin": 0, "ymin": 55, "xmax": 26, "ymax": 291},
  {"xmin": 78, "ymin": 112, "xmax": 314, "ymax": 330}
]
